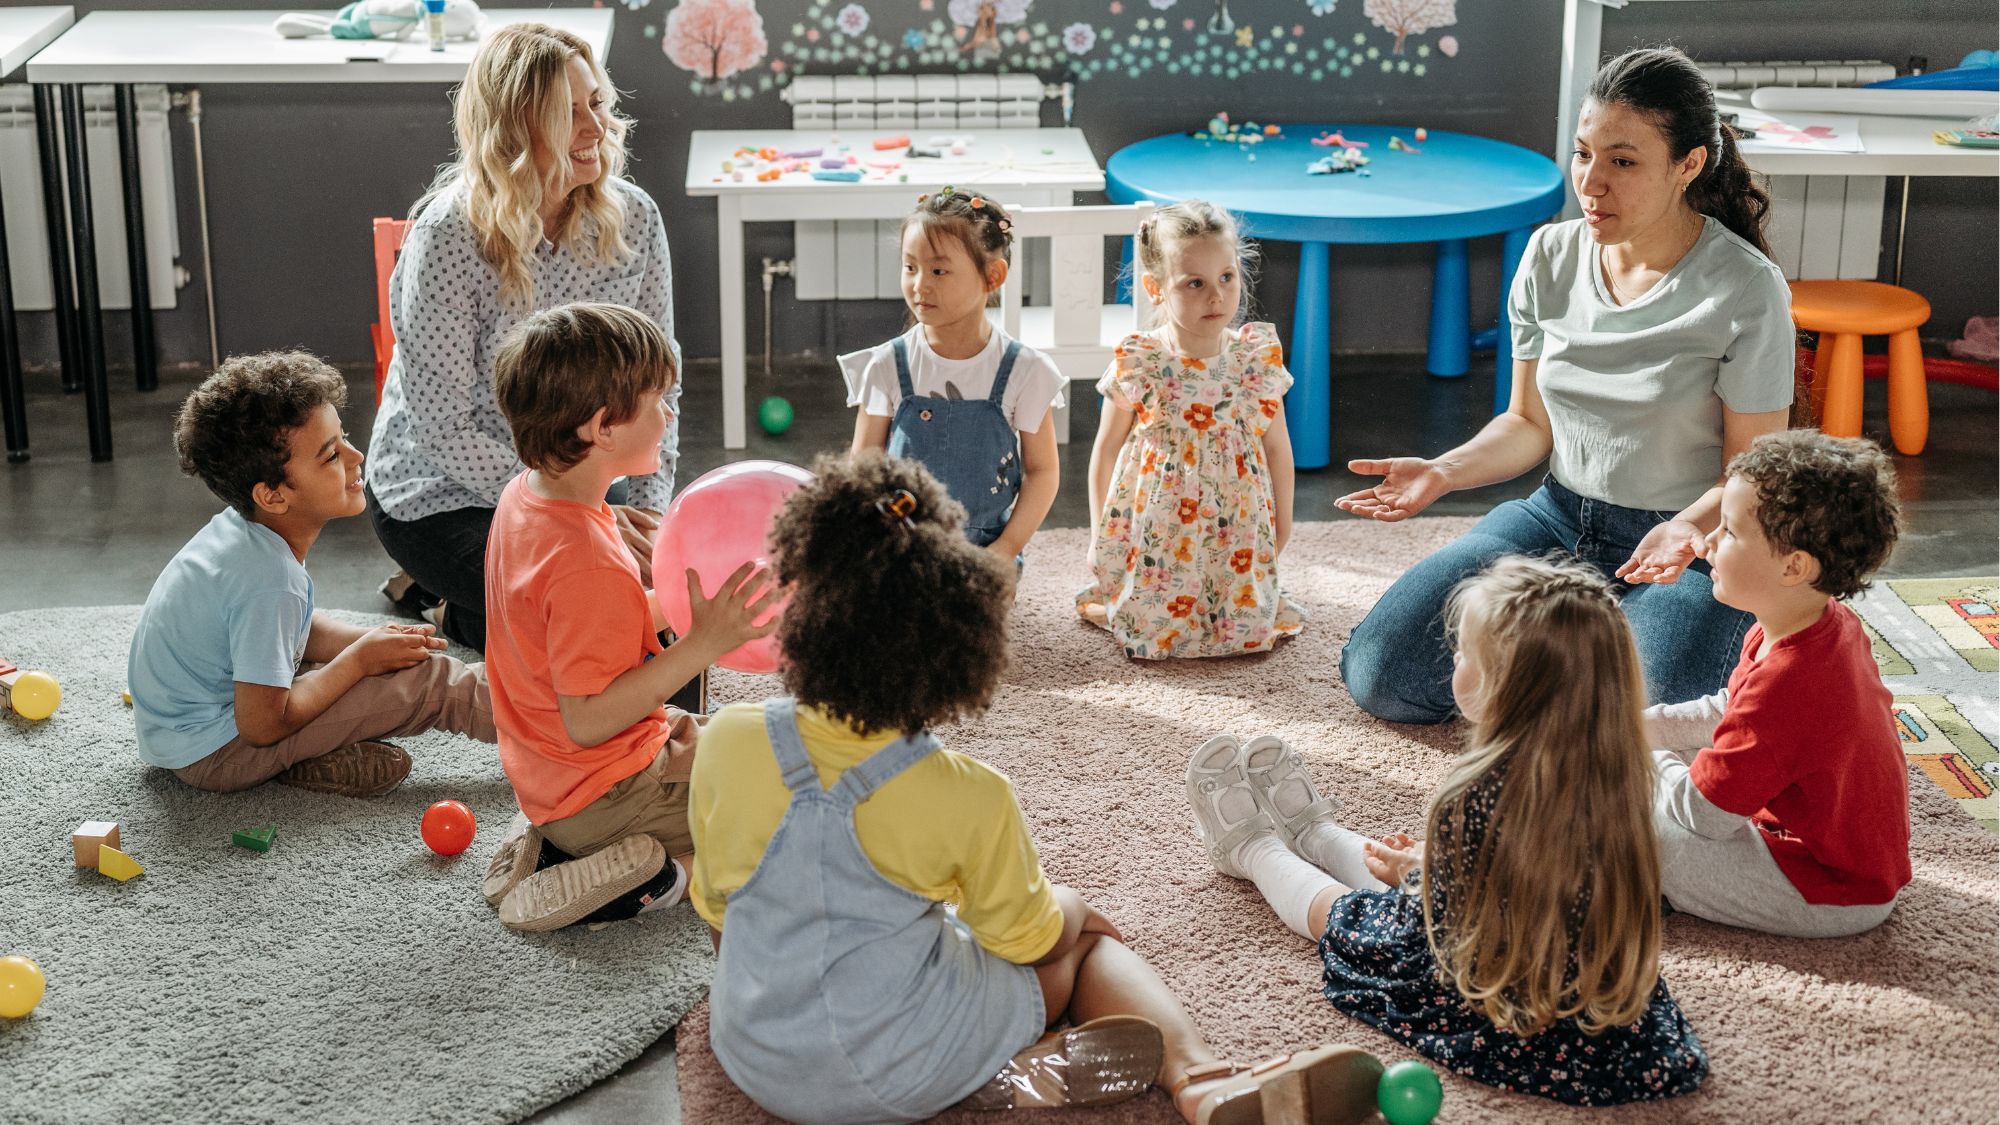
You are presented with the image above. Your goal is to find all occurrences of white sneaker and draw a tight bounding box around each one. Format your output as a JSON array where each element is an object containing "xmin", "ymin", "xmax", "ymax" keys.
[{"xmin": 1185, "ymin": 735, "xmax": 1280, "ymax": 878}]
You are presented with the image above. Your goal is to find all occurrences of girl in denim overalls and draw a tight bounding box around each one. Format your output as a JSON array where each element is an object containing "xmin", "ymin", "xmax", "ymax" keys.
[
  {"xmin": 841, "ymin": 190, "xmax": 1066, "ymax": 565},
  {"xmin": 687, "ymin": 452, "xmax": 1372, "ymax": 1125}
]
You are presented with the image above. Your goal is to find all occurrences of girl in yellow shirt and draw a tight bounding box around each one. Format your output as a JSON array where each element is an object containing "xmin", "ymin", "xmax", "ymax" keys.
[{"xmin": 690, "ymin": 451, "xmax": 1372, "ymax": 1124}]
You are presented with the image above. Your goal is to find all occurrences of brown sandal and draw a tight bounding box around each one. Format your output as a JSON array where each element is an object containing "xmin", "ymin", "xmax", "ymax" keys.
[
  {"xmin": 1175, "ymin": 1046, "xmax": 1383, "ymax": 1125},
  {"xmin": 961, "ymin": 1015, "xmax": 1165, "ymax": 1111}
]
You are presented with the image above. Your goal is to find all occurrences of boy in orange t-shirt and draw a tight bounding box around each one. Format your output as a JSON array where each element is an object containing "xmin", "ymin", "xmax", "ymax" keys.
[{"xmin": 481, "ymin": 302, "xmax": 776, "ymax": 932}]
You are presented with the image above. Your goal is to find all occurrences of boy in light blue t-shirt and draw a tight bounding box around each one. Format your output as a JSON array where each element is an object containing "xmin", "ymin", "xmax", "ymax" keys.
[{"xmin": 128, "ymin": 353, "xmax": 494, "ymax": 796}]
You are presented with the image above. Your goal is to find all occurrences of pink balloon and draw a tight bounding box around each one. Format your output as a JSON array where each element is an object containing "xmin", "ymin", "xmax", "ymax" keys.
[
  {"xmin": 652, "ymin": 460, "xmax": 813, "ymax": 674},
  {"xmin": 1438, "ymin": 35, "xmax": 1458, "ymax": 58}
]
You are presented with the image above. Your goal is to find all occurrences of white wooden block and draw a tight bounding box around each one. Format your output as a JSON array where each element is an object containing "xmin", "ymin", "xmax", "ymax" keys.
[
  {"xmin": 796, "ymin": 220, "xmax": 839, "ymax": 300},
  {"xmin": 1836, "ymin": 175, "xmax": 1886, "ymax": 280},
  {"xmin": 1798, "ymin": 175, "xmax": 1847, "ymax": 279}
]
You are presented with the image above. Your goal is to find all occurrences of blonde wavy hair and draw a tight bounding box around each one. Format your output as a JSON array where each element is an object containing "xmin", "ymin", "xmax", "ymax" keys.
[
  {"xmin": 1424, "ymin": 555, "xmax": 1663, "ymax": 1038},
  {"xmin": 415, "ymin": 23, "xmax": 634, "ymax": 308}
]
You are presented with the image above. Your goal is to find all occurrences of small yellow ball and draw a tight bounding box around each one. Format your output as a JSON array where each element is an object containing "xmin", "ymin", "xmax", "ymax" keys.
[
  {"xmin": 8, "ymin": 671, "xmax": 60, "ymax": 721},
  {"xmin": 0, "ymin": 956, "xmax": 45, "ymax": 1018}
]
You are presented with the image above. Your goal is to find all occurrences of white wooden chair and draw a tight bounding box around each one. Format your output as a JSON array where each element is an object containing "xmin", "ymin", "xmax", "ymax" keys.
[{"xmin": 989, "ymin": 202, "xmax": 1155, "ymax": 443}]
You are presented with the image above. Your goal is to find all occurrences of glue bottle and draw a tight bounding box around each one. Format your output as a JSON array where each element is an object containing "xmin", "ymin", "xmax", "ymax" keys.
[{"xmin": 423, "ymin": 0, "xmax": 448, "ymax": 51}]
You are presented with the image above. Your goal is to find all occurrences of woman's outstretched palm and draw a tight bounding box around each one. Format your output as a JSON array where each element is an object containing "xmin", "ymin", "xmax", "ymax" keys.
[{"xmin": 1336, "ymin": 458, "xmax": 1452, "ymax": 522}]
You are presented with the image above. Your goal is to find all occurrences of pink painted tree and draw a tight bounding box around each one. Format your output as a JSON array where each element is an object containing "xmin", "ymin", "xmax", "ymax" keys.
[
  {"xmin": 1363, "ymin": 0, "xmax": 1454, "ymax": 54},
  {"xmin": 664, "ymin": 0, "xmax": 768, "ymax": 85}
]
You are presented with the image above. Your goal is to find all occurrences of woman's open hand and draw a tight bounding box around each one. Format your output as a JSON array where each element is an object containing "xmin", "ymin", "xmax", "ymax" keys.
[
  {"xmin": 1617, "ymin": 518, "xmax": 1704, "ymax": 585},
  {"xmin": 1335, "ymin": 458, "xmax": 1452, "ymax": 522}
]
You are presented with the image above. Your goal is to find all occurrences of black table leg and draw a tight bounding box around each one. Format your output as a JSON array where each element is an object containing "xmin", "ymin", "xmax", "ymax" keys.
[
  {"xmin": 61, "ymin": 84, "xmax": 111, "ymax": 462},
  {"xmin": 0, "ymin": 172, "xmax": 27, "ymax": 464},
  {"xmin": 115, "ymin": 84, "xmax": 156, "ymax": 394},
  {"xmin": 31, "ymin": 84, "xmax": 81, "ymax": 396}
]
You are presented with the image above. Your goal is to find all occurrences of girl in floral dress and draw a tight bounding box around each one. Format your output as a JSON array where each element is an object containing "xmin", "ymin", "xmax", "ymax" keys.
[
  {"xmin": 1184, "ymin": 557, "xmax": 1707, "ymax": 1106},
  {"xmin": 1077, "ymin": 201, "xmax": 1302, "ymax": 659}
]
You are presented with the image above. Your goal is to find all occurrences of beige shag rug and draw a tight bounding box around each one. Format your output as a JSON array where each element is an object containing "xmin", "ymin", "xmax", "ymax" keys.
[{"xmin": 682, "ymin": 519, "xmax": 2000, "ymax": 1124}]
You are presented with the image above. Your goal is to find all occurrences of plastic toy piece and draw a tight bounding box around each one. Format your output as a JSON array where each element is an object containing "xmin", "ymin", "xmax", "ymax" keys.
[
  {"xmin": 122, "ymin": 690, "xmax": 132, "ymax": 707},
  {"xmin": 783, "ymin": 147, "xmax": 823, "ymax": 158},
  {"xmin": 756, "ymin": 168, "xmax": 782, "ymax": 182},
  {"xmin": 1414, "ymin": 127, "xmax": 1428, "ymax": 142},
  {"xmin": 421, "ymin": 800, "xmax": 477, "ymax": 856},
  {"xmin": 1376, "ymin": 1059, "xmax": 1443, "ymax": 1125},
  {"xmin": 812, "ymin": 169, "xmax": 864, "ymax": 182},
  {"xmin": 819, "ymin": 157, "xmax": 849, "ymax": 169},
  {"xmin": 1263, "ymin": 124, "xmax": 1280, "ymax": 135},
  {"xmin": 0, "ymin": 956, "xmax": 44, "ymax": 1019},
  {"xmin": 758, "ymin": 396, "xmax": 794, "ymax": 435},
  {"xmin": 1388, "ymin": 135, "xmax": 1422, "ymax": 153},
  {"xmin": 872, "ymin": 134, "xmax": 910, "ymax": 150},
  {"xmin": 97, "ymin": 846, "xmax": 144, "ymax": 882},
  {"xmin": 232, "ymin": 826, "xmax": 277, "ymax": 853},
  {"xmin": 72, "ymin": 821, "xmax": 120, "ymax": 867},
  {"xmin": 0, "ymin": 661, "xmax": 61, "ymax": 721},
  {"xmin": 906, "ymin": 146, "xmax": 942, "ymax": 159}
]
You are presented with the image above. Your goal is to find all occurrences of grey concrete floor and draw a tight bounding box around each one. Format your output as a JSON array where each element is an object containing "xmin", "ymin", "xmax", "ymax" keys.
[{"xmin": 2, "ymin": 351, "xmax": 1994, "ymax": 1122}]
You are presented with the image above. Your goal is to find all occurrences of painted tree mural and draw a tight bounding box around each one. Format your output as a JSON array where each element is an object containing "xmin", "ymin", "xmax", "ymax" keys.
[
  {"xmin": 1363, "ymin": 0, "xmax": 1452, "ymax": 54},
  {"xmin": 947, "ymin": 0, "xmax": 1032, "ymax": 54},
  {"xmin": 663, "ymin": 0, "xmax": 769, "ymax": 84}
]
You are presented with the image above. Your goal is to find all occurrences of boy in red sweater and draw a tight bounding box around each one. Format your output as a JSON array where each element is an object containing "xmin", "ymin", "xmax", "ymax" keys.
[{"xmin": 1647, "ymin": 430, "xmax": 1907, "ymax": 937}]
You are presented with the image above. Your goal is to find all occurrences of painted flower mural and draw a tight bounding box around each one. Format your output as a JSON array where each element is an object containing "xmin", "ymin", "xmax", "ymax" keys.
[
  {"xmin": 1307, "ymin": 0, "xmax": 1335, "ymax": 14},
  {"xmin": 663, "ymin": 0, "xmax": 768, "ymax": 83},
  {"xmin": 1362, "ymin": 0, "xmax": 1453, "ymax": 54},
  {"xmin": 835, "ymin": 2, "xmax": 869, "ymax": 33},
  {"xmin": 1062, "ymin": 20, "xmax": 1097, "ymax": 52}
]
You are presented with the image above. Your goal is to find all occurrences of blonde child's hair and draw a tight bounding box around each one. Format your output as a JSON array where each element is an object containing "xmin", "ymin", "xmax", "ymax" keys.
[
  {"xmin": 414, "ymin": 23, "xmax": 634, "ymax": 308},
  {"xmin": 1132, "ymin": 200, "xmax": 1259, "ymax": 325},
  {"xmin": 1425, "ymin": 555, "xmax": 1663, "ymax": 1037}
]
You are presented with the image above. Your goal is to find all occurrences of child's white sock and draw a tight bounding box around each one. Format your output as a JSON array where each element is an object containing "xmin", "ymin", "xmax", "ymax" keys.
[
  {"xmin": 1293, "ymin": 821, "xmax": 1392, "ymax": 893},
  {"xmin": 1232, "ymin": 832, "xmax": 1342, "ymax": 941}
]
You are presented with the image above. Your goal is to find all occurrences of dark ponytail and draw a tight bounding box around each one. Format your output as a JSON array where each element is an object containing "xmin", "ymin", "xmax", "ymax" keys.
[{"xmin": 1588, "ymin": 47, "xmax": 1772, "ymax": 260}]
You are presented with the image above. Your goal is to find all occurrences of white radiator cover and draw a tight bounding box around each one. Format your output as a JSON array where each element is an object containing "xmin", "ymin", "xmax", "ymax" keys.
[
  {"xmin": 783, "ymin": 73, "xmax": 1048, "ymax": 301},
  {"xmin": 0, "ymin": 84, "xmax": 179, "ymax": 312}
]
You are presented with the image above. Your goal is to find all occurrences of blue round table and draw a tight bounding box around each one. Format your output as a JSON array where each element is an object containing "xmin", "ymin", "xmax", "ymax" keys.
[{"xmin": 1106, "ymin": 124, "xmax": 1566, "ymax": 469}]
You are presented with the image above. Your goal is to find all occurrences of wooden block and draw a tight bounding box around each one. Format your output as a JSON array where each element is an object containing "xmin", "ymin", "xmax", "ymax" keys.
[
  {"xmin": 72, "ymin": 820, "xmax": 120, "ymax": 868},
  {"xmin": 232, "ymin": 826, "xmax": 277, "ymax": 853},
  {"xmin": 97, "ymin": 845, "xmax": 144, "ymax": 882}
]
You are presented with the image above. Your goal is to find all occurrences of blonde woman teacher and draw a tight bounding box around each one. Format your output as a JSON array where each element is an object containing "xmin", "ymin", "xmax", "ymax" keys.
[
  {"xmin": 1338, "ymin": 47, "xmax": 1796, "ymax": 723},
  {"xmin": 366, "ymin": 23, "xmax": 680, "ymax": 652}
]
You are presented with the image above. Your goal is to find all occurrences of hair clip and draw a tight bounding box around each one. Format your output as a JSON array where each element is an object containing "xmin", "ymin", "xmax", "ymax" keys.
[
  {"xmin": 875, "ymin": 488, "xmax": 918, "ymax": 526},
  {"xmin": 996, "ymin": 218, "xmax": 1011, "ymax": 232},
  {"xmin": 968, "ymin": 195, "xmax": 986, "ymax": 210}
]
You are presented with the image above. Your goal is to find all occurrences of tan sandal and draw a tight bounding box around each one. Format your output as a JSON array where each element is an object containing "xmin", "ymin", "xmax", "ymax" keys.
[
  {"xmin": 1176, "ymin": 1046, "xmax": 1383, "ymax": 1125},
  {"xmin": 961, "ymin": 1015, "xmax": 1165, "ymax": 1111}
]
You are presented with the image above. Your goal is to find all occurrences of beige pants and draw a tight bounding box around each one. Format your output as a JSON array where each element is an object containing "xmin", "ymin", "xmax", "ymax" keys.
[
  {"xmin": 173, "ymin": 657, "xmax": 495, "ymax": 792},
  {"xmin": 539, "ymin": 708, "xmax": 700, "ymax": 860}
]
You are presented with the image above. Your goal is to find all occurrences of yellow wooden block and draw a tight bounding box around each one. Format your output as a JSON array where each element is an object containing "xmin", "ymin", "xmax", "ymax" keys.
[{"xmin": 97, "ymin": 846, "xmax": 144, "ymax": 882}]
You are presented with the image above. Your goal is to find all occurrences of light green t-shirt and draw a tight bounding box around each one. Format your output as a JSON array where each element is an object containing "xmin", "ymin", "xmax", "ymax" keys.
[{"xmin": 1509, "ymin": 216, "xmax": 1795, "ymax": 512}]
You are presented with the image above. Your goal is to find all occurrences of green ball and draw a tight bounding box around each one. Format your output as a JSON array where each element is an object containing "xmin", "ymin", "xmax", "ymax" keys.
[
  {"xmin": 757, "ymin": 396, "xmax": 794, "ymax": 436},
  {"xmin": 1376, "ymin": 1060, "xmax": 1442, "ymax": 1125}
]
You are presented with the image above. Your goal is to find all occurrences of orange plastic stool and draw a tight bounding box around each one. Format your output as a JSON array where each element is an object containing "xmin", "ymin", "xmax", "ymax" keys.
[
  {"xmin": 1789, "ymin": 280, "xmax": 1931, "ymax": 454},
  {"xmin": 371, "ymin": 217, "xmax": 413, "ymax": 404}
]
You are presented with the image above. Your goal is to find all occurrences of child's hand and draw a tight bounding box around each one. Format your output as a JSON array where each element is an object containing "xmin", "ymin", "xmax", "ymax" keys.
[
  {"xmin": 1363, "ymin": 833, "xmax": 1422, "ymax": 887},
  {"xmin": 683, "ymin": 563, "xmax": 781, "ymax": 659},
  {"xmin": 1616, "ymin": 519, "xmax": 1703, "ymax": 585},
  {"xmin": 351, "ymin": 625, "xmax": 445, "ymax": 676},
  {"xmin": 1336, "ymin": 458, "xmax": 1451, "ymax": 522}
]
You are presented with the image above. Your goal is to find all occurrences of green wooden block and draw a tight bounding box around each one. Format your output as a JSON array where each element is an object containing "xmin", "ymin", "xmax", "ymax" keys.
[{"xmin": 231, "ymin": 826, "xmax": 276, "ymax": 852}]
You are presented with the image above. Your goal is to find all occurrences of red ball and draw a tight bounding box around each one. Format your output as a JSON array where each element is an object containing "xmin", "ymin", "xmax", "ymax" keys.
[{"xmin": 421, "ymin": 800, "xmax": 477, "ymax": 856}]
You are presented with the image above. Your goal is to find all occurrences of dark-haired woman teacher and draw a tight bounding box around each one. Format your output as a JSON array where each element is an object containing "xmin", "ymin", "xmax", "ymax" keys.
[{"xmin": 1338, "ymin": 47, "xmax": 1795, "ymax": 722}]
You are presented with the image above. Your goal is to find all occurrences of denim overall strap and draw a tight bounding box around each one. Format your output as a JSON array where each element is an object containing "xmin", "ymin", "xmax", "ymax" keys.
[
  {"xmin": 891, "ymin": 336, "xmax": 917, "ymax": 401},
  {"xmin": 828, "ymin": 729, "xmax": 942, "ymax": 807},
  {"xmin": 762, "ymin": 698, "xmax": 826, "ymax": 796},
  {"xmin": 986, "ymin": 339, "xmax": 1022, "ymax": 405}
]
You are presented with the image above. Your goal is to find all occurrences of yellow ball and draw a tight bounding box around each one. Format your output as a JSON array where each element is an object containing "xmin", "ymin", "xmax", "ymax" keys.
[
  {"xmin": 8, "ymin": 671, "xmax": 60, "ymax": 721},
  {"xmin": 0, "ymin": 955, "xmax": 45, "ymax": 1018}
]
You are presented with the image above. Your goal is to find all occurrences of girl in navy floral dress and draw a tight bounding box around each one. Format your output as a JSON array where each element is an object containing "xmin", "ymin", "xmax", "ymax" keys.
[{"xmin": 1185, "ymin": 556, "xmax": 1706, "ymax": 1106}]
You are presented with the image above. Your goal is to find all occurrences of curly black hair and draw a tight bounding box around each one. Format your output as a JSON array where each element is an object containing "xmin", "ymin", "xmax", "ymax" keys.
[
  {"xmin": 173, "ymin": 352, "xmax": 347, "ymax": 518},
  {"xmin": 770, "ymin": 451, "xmax": 1014, "ymax": 737},
  {"xmin": 1728, "ymin": 430, "xmax": 1901, "ymax": 600}
]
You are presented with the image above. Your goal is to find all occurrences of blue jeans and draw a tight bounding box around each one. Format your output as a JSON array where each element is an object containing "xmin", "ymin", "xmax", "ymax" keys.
[{"xmin": 1340, "ymin": 478, "xmax": 1752, "ymax": 724}]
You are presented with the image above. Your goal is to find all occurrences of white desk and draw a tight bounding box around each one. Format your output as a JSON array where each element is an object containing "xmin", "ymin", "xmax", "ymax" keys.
[
  {"xmin": 1737, "ymin": 114, "xmax": 2000, "ymax": 178},
  {"xmin": 0, "ymin": 6, "xmax": 74, "ymax": 464},
  {"xmin": 685, "ymin": 127, "xmax": 1103, "ymax": 447},
  {"xmin": 25, "ymin": 7, "xmax": 611, "ymax": 84},
  {"xmin": 22, "ymin": 8, "xmax": 611, "ymax": 460}
]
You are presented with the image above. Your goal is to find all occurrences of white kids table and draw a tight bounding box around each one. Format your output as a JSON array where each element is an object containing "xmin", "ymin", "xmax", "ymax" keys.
[
  {"xmin": 0, "ymin": 6, "xmax": 74, "ymax": 465},
  {"xmin": 23, "ymin": 8, "xmax": 612, "ymax": 460},
  {"xmin": 685, "ymin": 127, "xmax": 1104, "ymax": 449}
]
